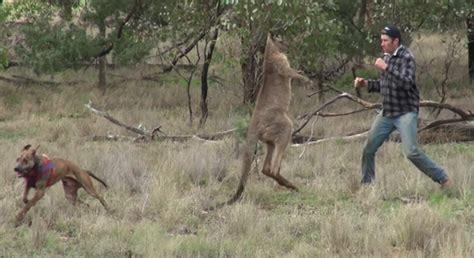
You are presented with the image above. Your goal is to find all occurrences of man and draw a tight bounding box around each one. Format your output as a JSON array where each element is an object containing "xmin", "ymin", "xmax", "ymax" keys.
[{"xmin": 354, "ymin": 25, "xmax": 453, "ymax": 188}]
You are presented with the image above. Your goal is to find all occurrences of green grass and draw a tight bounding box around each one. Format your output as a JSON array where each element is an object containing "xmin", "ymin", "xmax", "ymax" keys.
[{"xmin": 0, "ymin": 127, "xmax": 36, "ymax": 140}]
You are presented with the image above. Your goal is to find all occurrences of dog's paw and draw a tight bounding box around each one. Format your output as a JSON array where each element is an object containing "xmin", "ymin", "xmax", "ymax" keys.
[{"xmin": 22, "ymin": 198, "xmax": 28, "ymax": 204}]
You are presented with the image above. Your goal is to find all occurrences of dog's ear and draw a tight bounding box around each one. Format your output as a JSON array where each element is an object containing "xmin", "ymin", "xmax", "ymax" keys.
[
  {"xmin": 23, "ymin": 144, "xmax": 32, "ymax": 151},
  {"xmin": 32, "ymin": 145, "xmax": 40, "ymax": 155}
]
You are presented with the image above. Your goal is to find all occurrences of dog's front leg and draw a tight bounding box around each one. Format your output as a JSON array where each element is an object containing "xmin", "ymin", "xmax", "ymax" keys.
[
  {"xmin": 22, "ymin": 185, "xmax": 31, "ymax": 204},
  {"xmin": 15, "ymin": 188, "xmax": 45, "ymax": 226}
]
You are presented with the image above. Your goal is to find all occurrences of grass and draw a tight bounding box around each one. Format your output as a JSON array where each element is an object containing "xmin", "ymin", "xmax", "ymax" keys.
[{"xmin": 0, "ymin": 34, "xmax": 473, "ymax": 257}]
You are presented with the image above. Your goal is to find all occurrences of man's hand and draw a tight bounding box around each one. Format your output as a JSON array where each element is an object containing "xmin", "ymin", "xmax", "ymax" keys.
[
  {"xmin": 354, "ymin": 77, "xmax": 367, "ymax": 89},
  {"xmin": 374, "ymin": 58, "xmax": 388, "ymax": 71}
]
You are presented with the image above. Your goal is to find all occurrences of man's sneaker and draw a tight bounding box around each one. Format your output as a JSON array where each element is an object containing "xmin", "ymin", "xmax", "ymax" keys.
[{"xmin": 440, "ymin": 178, "xmax": 453, "ymax": 189}]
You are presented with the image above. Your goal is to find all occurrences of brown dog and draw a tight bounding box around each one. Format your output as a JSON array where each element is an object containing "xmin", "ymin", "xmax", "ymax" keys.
[{"xmin": 14, "ymin": 144, "xmax": 109, "ymax": 225}]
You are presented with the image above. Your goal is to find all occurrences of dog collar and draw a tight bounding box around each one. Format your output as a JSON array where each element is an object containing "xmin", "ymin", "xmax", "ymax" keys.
[{"xmin": 23, "ymin": 155, "xmax": 55, "ymax": 188}]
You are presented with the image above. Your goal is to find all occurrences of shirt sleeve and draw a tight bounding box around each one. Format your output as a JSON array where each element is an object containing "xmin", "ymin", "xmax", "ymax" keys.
[
  {"xmin": 367, "ymin": 79, "xmax": 380, "ymax": 93},
  {"xmin": 386, "ymin": 53, "xmax": 416, "ymax": 90}
]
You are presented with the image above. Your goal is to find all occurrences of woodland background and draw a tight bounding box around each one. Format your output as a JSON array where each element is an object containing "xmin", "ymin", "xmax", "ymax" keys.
[{"xmin": 0, "ymin": 0, "xmax": 473, "ymax": 257}]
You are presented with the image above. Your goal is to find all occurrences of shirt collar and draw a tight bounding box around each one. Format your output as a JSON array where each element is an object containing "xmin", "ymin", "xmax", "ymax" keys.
[{"xmin": 392, "ymin": 45, "xmax": 404, "ymax": 56}]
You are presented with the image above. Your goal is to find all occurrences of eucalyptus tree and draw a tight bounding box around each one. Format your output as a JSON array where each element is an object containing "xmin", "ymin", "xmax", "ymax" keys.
[
  {"xmin": 0, "ymin": 2, "xmax": 10, "ymax": 70},
  {"xmin": 367, "ymin": 0, "xmax": 473, "ymax": 82},
  {"xmin": 219, "ymin": 0, "xmax": 375, "ymax": 103},
  {"xmin": 5, "ymin": 0, "xmax": 168, "ymax": 90},
  {"xmin": 140, "ymin": 0, "xmax": 226, "ymax": 127},
  {"xmin": 219, "ymin": 0, "xmax": 473, "ymax": 103}
]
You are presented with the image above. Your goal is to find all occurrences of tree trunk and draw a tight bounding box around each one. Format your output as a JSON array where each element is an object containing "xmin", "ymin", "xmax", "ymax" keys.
[
  {"xmin": 98, "ymin": 21, "xmax": 107, "ymax": 93},
  {"xmin": 60, "ymin": 0, "xmax": 73, "ymax": 21},
  {"xmin": 351, "ymin": 0, "xmax": 374, "ymax": 98},
  {"xmin": 241, "ymin": 31, "xmax": 266, "ymax": 104},
  {"xmin": 317, "ymin": 80, "xmax": 325, "ymax": 102},
  {"xmin": 358, "ymin": 0, "xmax": 367, "ymax": 26},
  {"xmin": 467, "ymin": 17, "xmax": 474, "ymax": 83},
  {"xmin": 199, "ymin": 28, "xmax": 219, "ymax": 128}
]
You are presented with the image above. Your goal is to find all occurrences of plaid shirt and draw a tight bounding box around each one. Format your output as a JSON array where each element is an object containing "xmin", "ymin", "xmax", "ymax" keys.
[{"xmin": 367, "ymin": 45, "xmax": 420, "ymax": 117}]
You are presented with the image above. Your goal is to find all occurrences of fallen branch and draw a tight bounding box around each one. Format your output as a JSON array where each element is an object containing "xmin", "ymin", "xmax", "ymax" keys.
[
  {"xmin": 291, "ymin": 131, "xmax": 369, "ymax": 147},
  {"xmin": 393, "ymin": 122, "xmax": 474, "ymax": 144},
  {"xmin": 85, "ymin": 100, "xmax": 150, "ymax": 136},
  {"xmin": 0, "ymin": 75, "xmax": 83, "ymax": 87},
  {"xmin": 419, "ymin": 101, "xmax": 473, "ymax": 119},
  {"xmin": 151, "ymin": 129, "xmax": 236, "ymax": 142},
  {"xmin": 294, "ymin": 92, "xmax": 379, "ymax": 134},
  {"xmin": 90, "ymin": 134, "xmax": 136, "ymax": 142},
  {"xmin": 85, "ymin": 100, "xmax": 236, "ymax": 142},
  {"xmin": 295, "ymin": 91, "xmax": 474, "ymax": 135},
  {"xmin": 10, "ymin": 75, "xmax": 60, "ymax": 86},
  {"xmin": 85, "ymin": 90, "xmax": 474, "ymax": 145}
]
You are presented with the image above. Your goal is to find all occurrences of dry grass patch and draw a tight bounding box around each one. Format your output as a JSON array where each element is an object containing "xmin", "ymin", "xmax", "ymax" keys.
[{"xmin": 0, "ymin": 33, "xmax": 473, "ymax": 256}]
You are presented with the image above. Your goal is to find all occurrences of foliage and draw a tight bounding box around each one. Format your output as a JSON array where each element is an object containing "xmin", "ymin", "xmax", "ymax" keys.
[
  {"xmin": 0, "ymin": 47, "xmax": 7, "ymax": 70},
  {"xmin": 3, "ymin": 0, "xmax": 473, "ymax": 88},
  {"xmin": 6, "ymin": 0, "xmax": 157, "ymax": 74},
  {"xmin": 111, "ymin": 31, "xmax": 152, "ymax": 66},
  {"xmin": 369, "ymin": 0, "xmax": 473, "ymax": 46},
  {"xmin": 218, "ymin": 0, "xmax": 472, "ymax": 68},
  {"xmin": 16, "ymin": 21, "xmax": 102, "ymax": 73},
  {"xmin": 0, "ymin": 1, "xmax": 12, "ymax": 70}
]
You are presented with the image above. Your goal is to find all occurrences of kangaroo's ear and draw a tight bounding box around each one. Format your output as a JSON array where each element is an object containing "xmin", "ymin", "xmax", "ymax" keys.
[{"xmin": 23, "ymin": 144, "xmax": 32, "ymax": 151}]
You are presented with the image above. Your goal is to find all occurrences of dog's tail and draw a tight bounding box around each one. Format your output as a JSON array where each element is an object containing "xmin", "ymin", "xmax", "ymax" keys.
[{"xmin": 87, "ymin": 171, "xmax": 108, "ymax": 188}]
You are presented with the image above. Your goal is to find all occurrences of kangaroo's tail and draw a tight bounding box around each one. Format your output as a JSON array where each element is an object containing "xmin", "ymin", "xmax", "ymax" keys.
[
  {"xmin": 226, "ymin": 136, "xmax": 258, "ymax": 205},
  {"xmin": 203, "ymin": 135, "xmax": 257, "ymax": 211},
  {"xmin": 87, "ymin": 171, "xmax": 108, "ymax": 188}
]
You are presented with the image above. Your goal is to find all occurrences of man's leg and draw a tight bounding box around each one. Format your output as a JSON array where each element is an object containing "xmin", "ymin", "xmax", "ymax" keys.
[
  {"xmin": 395, "ymin": 112, "xmax": 449, "ymax": 184},
  {"xmin": 361, "ymin": 112, "xmax": 395, "ymax": 184}
]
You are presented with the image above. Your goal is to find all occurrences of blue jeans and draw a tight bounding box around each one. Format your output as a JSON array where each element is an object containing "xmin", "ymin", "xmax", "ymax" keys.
[{"xmin": 361, "ymin": 111, "xmax": 448, "ymax": 184}]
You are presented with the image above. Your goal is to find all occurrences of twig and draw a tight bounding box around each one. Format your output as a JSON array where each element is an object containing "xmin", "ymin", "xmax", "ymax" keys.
[
  {"xmin": 306, "ymin": 88, "xmax": 331, "ymax": 97},
  {"xmin": 162, "ymin": 30, "xmax": 207, "ymax": 73},
  {"xmin": 298, "ymin": 117, "xmax": 318, "ymax": 159}
]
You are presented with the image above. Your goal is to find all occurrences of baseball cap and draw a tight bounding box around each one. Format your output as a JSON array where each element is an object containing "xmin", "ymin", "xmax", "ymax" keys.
[{"xmin": 381, "ymin": 25, "xmax": 401, "ymax": 39}]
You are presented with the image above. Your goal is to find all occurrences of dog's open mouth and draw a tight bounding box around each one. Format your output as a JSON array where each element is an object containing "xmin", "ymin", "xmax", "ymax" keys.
[{"xmin": 15, "ymin": 169, "xmax": 28, "ymax": 178}]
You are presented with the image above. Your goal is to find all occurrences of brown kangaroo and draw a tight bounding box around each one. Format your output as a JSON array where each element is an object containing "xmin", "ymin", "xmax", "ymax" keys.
[{"xmin": 227, "ymin": 33, "xmax": 310, "ymax": 205}]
